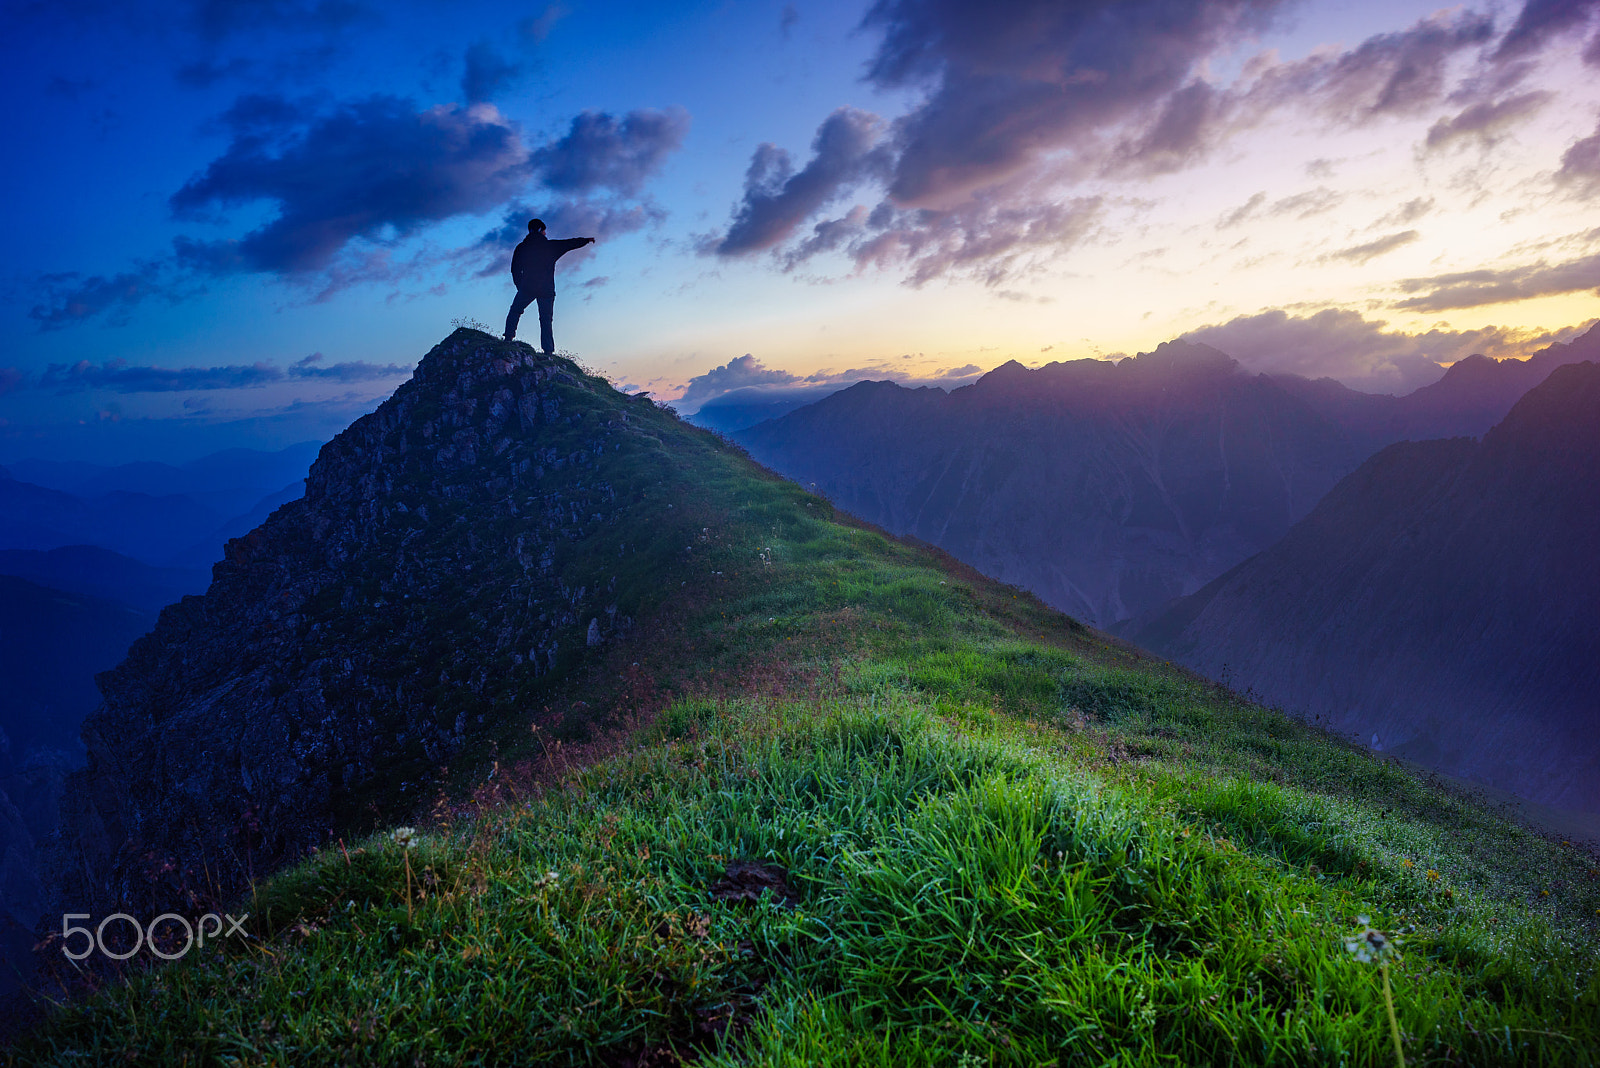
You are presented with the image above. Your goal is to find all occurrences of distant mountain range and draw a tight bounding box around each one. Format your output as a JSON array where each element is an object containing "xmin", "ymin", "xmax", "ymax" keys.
[
  {"xmin": 735, "ymin": 324, "xmax": 1600, "ymax": 629},
  {"xmin": 1129, "ymin": 361, "xmax": 1600, "ymax": 812},
  {"xmin": 0, "ymin": 574, "xmax": 157, "ymax": 993},
  {"xmin": 0, "ymin": 442, "xmax": 320, "ymax": 570},
  {"xmin": 0, "ymin": 442, "xmax": 323, "ymax": 996}
]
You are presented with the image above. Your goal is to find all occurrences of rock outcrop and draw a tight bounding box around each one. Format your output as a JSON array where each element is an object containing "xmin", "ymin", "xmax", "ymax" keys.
[{"xmin": 53, "ymin": 330, "xmax": 713, "ymax": 917}]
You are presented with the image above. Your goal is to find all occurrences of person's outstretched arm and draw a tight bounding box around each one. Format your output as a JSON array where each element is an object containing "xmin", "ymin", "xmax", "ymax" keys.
[{"xmin": 554, "ymin": 237, "xmax": 595, "ymax": 255}]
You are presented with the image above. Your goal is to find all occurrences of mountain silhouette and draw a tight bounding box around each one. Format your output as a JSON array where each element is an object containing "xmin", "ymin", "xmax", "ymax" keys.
[
  {"xmin": 1129, "ymin": 361, "xmax": 1600, "ymax": 812},
  {"xmin": 734, "ymin": 326, "xmax": 1600, "ymax": 629},
  {"xmin": 54, "ymin": 331, "xmax": 777, "ymax": 919}
]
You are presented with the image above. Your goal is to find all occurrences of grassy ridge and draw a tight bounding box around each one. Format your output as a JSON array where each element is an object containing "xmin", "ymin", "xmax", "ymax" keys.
[{"xmin": 11, "ymin": 351, "xmax": 1599, "ymax": 1065}]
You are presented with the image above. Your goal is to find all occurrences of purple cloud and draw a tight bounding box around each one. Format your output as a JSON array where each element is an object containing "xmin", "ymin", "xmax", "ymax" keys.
[
  {"xmin": 1324, "ymin": 230, "xmax": 1420, "ymax": 265},
  {"xmin": 711, "ymin": 0, "xmax": 1539, "ymax": 285},
  {"xmin": 863, "ymin": 0, "xmax": 1287, "ymax": 207},
  {"xmin": 1393, "ymin": 254, "xmax": 1600, "ymax": 312},
  {"xmin": 678, "ymin": 354, "xmax": 803, "ymax": 411},
  {"xmin": 846, "ymin": 193, "xmax": 1102, "ymax": 286},
  {"xmin": 28, "ymin": 265, "xmax": 190, "ymax": 331},
  {"xmin": 531, "ymin": 108, "xmax": 690, "ymax": 197},
  {"xmin": 171, "ymin": 96, "xmax": 534, "ymax": 274},
  {"xmin": 1425, "ymin": 91, "xmax": 1552, "ymax": 150},
  {"xmin": 32, "ymin": 355, "xmax": 409, "ymax": 394},
  {"xmin": 1557, "ymin": 118, "xmax": 1600, "ymax": 198},
  {"xmin": 1183, "ymin": 307, "xmax": 1582, "ymax": 392},
  {"xmin": 1493, "ymin": 0, "xmax": 1600, "ymax": 62},
  {"xmin": 716, "ymin": 107, "xmax": 886, "ymax": 255}
]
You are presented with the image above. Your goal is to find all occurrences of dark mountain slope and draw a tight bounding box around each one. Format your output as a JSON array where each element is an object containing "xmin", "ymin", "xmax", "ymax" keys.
[
  {"xmin": 735, "ymin": 326, "xmax": 1600, "ymax": 630},
  {"xmin": 0, "ymin": 575, "xmax": 153, "ymax": 757},
  {"xmin": 1273, "ymin": 323, "xmax": 1600, "ymax": 450},
  {"xmin": 0, "ymin": 546, "xmax": 207, "ymax": 614},
  {"xmin": 1132, "ymin": 361, "xmax": 1600, "ymax": 811},
  {"xmin": 737, "ymin": 341, "xmax": 1363, "ymax": 627},
  {"xmin": 0, "ymin": 478, "xmax": 226, "ymax": 565},
  {"xmin": 0, "ymin": 576, "xmax": 153, "ymax": 999}
]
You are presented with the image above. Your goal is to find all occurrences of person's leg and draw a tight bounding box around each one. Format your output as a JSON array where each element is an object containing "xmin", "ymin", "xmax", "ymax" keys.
[
  {"xmin": 537, "ymin": 293, "xmax": 555, "ymax": 354},
  {"xmin": 505, "ymin": 289, "xmax": 534, "ymax": 340}
]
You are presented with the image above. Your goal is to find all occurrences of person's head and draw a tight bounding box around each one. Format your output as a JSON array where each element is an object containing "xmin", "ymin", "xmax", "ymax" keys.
[{"xmin": 527, "ymin": 219, "xmax": 546, "ymax": 235}]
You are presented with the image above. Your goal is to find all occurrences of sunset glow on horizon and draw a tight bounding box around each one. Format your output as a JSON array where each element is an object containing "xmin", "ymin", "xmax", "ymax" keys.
[{"xmin": 3, "ymin": 0, "xmax": 1598, "ymax": 461}]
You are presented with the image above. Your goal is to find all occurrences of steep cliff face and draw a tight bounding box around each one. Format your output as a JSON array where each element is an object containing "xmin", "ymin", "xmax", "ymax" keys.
[
  {"xmin": 1132, "ymin": 362, "xmax": 1600, "ymax": 812},
  {"xmin": 737, "ymin": 342, "xmax": 1362, "ymax": 628},
  {"xmin": 57, "ymin": 330, "xmax": 717, "ymax": 916}
]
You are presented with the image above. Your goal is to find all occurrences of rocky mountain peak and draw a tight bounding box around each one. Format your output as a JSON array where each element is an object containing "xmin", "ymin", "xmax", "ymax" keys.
[{"xmin": 54, "ymin": 329, "xmax": 712, "ymax": 917}]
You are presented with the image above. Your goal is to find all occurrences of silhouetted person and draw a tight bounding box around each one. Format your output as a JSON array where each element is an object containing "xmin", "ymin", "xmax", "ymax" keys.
[{"xmin": 504, "ymin": 219, "xmax": 595, "ymax": 353}]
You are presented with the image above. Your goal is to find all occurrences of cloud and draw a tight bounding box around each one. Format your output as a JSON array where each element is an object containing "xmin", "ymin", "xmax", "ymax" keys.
[
  {"xmin": 709, "ymin": 1, "xmax": 1567, "ymax": 285},
  {"xmin": 1239, "ymin": 10, "xmax": 1496, "ymax": 126},
  {"xmin": 1183, "ymin": 307, "xmax": 1581, "ymax": 392},
  {"xmin": 715, "ymin": 108, "xmax": 887, "ymax": 255},
  {"xmin": 29, "ymin": 355, "xmax": 410, "ymax": 394},
  {"xmin": 531, "ymin": 108, "xmax": 690, "ymax": 196},
  {"xmin": 0, "ymin": 367, "xmax": 24, "ymax": 395},
  {"xmin": 1217, "ymin": 192, "xmax": 1267, "ymax": 229},
  {"xmin": 458, "ymin": 197, "xmax": 663, "ymax": 278},
  {"xmin": 1374, "ymin": 197, "xmax": 1434, "ymax": 228},
  {"xmin": 677, "ymin": 354, "xmax": 802, "ymax": 411},
  {"xmin": 1556, "ymin": 117, "xmax": 1600, "ymax": 198},
  {"xmin": 34, "ymin": 95, "xmax": 690, "ymax": 325},
  {"xmin": 1424, "ymin": 91, "xmax": 1552, "ymax": 150},
  {"xmin": 1393, "ymin": 253, "xmax": 1600, "ymax": 312},
  {"xmin": 1493, "ymin": 0, "xmax": 1600, "ymax": 62},
  {"xmin": 845, "ymin": 194, "xmax": 1102, "ymax": 286},
  {"xmin": 171, "ymin": 96, "xmax": 533, "ymax": 275},
  {"xmin": 1324, "ymin": 230, "xmax": 1420, "ymax": 265},
  {"xmin": 1115, "ymin": 80, "xmax": 1226, "ymax": 175},
  {"xmin": 1217, "ymin": 187, "xmax": 1343, "ymax": 229},
  {"xmin": 289, "ymin": 352, "xmax": 410, "ymax": 382},
  {"xmin": 28, "ymin": 265, "xmax": 190, "ymax": 330},
  {"xmin": 863, "ymin": 0, "xmax": 1288, "ymax": 208},
  {"xmin": 462, "ymin": 41, "xmax": 524, "ymax": 103}
]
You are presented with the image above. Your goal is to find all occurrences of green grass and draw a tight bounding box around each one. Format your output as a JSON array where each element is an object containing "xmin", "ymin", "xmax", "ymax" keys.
[
  {"xmin": 14, "ymin": 696, "xmax": 1597, "ymax": 1065},
  {"xmin": 11, "ymin": 334, "xmax": 1598, "ymax": 1064}
]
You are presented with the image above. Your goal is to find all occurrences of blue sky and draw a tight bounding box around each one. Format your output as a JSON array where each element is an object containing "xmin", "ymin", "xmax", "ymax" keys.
[{"xmin": 3, "ymin": 0, "xmax": 1598, "ymax": 463}]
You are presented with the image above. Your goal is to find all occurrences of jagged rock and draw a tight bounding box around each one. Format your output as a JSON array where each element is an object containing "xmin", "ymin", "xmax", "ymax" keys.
[{"xmin": 51, "ymin": 331, "xmax": 704, "ymax": 918}]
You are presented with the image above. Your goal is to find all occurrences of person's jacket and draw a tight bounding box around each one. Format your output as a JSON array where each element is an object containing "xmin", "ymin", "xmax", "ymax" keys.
[{"xmin": 511, "ymin": 234, "xmax": 588, "ymax": 296}]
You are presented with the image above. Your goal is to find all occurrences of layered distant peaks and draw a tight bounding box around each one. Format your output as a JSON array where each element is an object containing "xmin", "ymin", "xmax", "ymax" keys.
[
  {"xmin": 1482, "ymin": 359, "xmax": 1600, "ymax": 463},
  {"xmin": 1116, "ymin": 339, "xmax": 1240, "ymax": 378},
  {"xmin": 1131, "ymin": 358, "xmax": 1600, "ymax": 812},
  {"xmin": 968, "ymin": 340, "xmax": 1241, "ymax": 398}
]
